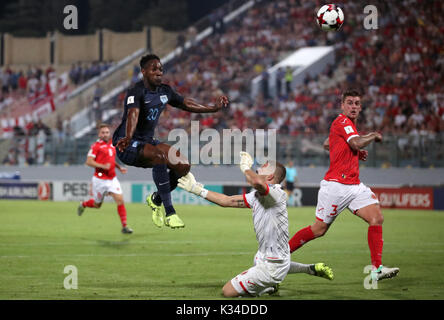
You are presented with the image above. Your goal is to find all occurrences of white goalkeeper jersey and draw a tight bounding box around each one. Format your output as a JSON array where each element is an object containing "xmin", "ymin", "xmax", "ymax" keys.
[{"xmin": 243, "ymin": 183, "xmax": 290, "ymax": 261}]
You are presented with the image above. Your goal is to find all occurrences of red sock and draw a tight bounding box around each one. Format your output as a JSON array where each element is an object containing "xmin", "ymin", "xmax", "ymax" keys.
[
  {"xmin": 289, "ymin": 226, "xmax": 315, "ymax": 253},
  {"xmin": 82, "ymin": 199, "xmax": 95, "ymax": 208},
  {"xmin": 117, "ymin": 204, "xmax": 127, "ymax": 227},
  {"xmin": 368, "ymin": 225, "xmax": 383, "ymax": 268}
]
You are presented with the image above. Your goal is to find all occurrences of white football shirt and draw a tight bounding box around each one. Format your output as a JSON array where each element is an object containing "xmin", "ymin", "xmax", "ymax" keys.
[{"xmin": 243, "ymin": 184, "xmax": 290, "ymax": 261}]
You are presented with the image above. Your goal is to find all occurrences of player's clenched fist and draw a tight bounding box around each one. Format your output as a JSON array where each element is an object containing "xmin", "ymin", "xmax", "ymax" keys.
[
  {"xmin": 178, "ymin": 172, "xmax": 204, "ymax": 196},
  {"xmin": 216, "ymin": 95, "xmax": 229, "ymax": 109},
  {"xmin": 239, "ymin": 151, "xmax": 253, "ymax": 173},
  {"xmin": 358, "ymin": 150, "xmax": 368, "ymax": 161},
  {"xmin": 374, "ymin": 132, "xmax": 382, "ymax": 142}
]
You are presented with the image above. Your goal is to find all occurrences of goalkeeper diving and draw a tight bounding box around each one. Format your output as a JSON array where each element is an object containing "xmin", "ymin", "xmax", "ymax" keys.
[{"xmin": 178, "ymin": 152, "xmax": 334, "ymax": 297}]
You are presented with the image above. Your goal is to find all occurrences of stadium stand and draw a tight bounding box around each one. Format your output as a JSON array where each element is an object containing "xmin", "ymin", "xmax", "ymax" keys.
[{"xmin": 1, "ymin": 0, "xmax": 443, "ymax": 167}]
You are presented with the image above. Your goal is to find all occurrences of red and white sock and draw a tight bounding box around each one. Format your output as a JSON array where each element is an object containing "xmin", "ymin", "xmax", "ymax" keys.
[
  {"xmin": 117, "ymin": 204, "xmax": 127, "ymax": 227},
  {"xmin": 289, "ymin": 226, "xmax": 315, "ymax": 253},
  {"xmin": 368, "ymin": 225, "xmax": 383, "ymax": 269},
  {"xmin": 82, "ymin": 199, "xmax": 95, "ymax": 208}
]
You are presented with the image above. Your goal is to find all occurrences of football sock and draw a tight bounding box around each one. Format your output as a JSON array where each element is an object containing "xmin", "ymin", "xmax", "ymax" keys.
[
  {"xmin": 117, "ymin": 204, "xmax": 127, "ymax": 227},
  {"xmin": 153, "ymin": 164, "xmax": 176, "ymax": 216},
  {"xmin": 152, "ymin": 171, "xmax": 179, "ymax": 204},
  {"xmin": 288, "ymin": 262, "xmax": 315, "ymax": 275},
  {"xmin": 368, "ymin": 225, "xmax": 383, "ymax": 268},
  {"xmin": 168, "ymin": 170, "xmax": 180, "ymax": 191},
  {"xmin": 289, "ymin": 226, "xmax": 315, "ymax": 253},
  {"xmin": 82, "ymin": 199, "xmax": 96, "ymax": 208}
]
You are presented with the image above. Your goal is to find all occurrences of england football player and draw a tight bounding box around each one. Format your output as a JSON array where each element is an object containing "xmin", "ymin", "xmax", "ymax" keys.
[
  {"xmin": 78, "ymin": 123, "xmax": 132, "ymax": 234},
  {"xmin": 178, "ymin": 152, "xmax": 334, "ymax": 297},
  {"xmin": 288, "ymin": 89, "xmax": 399, "ymax": 281},
  {"xmin": 113, "ymin": 54, "xmax": 228, "ymax": 229}
]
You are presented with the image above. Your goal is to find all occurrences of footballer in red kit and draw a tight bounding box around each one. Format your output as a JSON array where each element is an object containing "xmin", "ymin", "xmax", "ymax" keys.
[
  {"xmin": 89, "ymin": 139, "xmax": 117, "ymax": 180},
  {"xmin": 288, "ymin": 89, "xmax": 399, "ymax": 282},
  {"xmin": 323, "ymin": 113, "xmax": 361, "ymax": 185},
  {"xmin": 77, "ymin": 123, "xmax": 133, "ymax": 234}
]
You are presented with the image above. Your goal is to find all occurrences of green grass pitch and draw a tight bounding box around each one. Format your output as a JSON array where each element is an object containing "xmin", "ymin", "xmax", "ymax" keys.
[{"xmin": 1, "ymin": 200, "xmax": 443, "ymax": 300}]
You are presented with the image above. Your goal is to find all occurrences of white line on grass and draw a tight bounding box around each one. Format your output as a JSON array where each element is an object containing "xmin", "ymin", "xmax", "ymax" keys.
[
  {"xmin": 0, "ymin": 240, "xmax": 223, "ymax": 247},
  {"xmin": 0, "ymin": 251, "xmax": 252, "ymax": 259}
]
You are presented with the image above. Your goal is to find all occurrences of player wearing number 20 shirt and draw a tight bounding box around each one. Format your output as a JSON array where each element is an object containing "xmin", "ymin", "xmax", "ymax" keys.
[
  {"xmin": 288, "ymin": 89, "xmax": 399, "ymax": 282},
  {"xmin": 112, "ymin": 80, "xmax": 184, "ymax": 148},
  {"xmin": 112, "ymin": 54, "xmax": 229, "ymax": 230}
]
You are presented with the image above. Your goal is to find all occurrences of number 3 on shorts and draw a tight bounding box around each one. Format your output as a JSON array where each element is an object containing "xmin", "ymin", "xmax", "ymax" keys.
[{"xmin": 329, "ymin": 204, "xmax": 338, "ymax": 216}]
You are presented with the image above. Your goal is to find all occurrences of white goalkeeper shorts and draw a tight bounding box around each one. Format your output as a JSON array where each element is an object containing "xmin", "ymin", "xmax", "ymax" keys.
[
  {"xmin": 92, "ymin": 176, "xmax": 122, "ymax": 203},
  {"xmin": 315, "ymin": 180, "xmax": 379, "ymax": 225},
  {"xmin": 231, "ymin": 251, "xmax": 290, "ymax": 297}
]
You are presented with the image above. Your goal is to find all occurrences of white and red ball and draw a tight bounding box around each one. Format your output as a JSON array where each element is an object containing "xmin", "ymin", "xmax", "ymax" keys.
[{"xmin": 316, "ymin": 4, "xmax": 344, "ymax": 31}]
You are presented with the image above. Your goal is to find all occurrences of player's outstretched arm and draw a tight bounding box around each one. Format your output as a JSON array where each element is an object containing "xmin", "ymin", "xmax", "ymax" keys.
[
  {"xmin": 205, "ymin": 192, "xmax": 248, "ymax": 208},
  {"xmin": 178, "ymin": 173, "xmax": 248, "ymax": 208},
  {"xmin": 348, "ymin": 132, "xmax": 382, "ymax": 152},
  {"xmin": 179, "ymin": 96, "xmax": 229, "ymax": 113}
]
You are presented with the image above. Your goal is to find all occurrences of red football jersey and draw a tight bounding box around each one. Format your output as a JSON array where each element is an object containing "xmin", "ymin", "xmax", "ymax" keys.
[
  {"xmin": 87, "ymin": 139, "xmax": 116, "ymax": 180},
  {"xmin": 324, "ymin": 113, "xmax": 360, "ymax": 185}
]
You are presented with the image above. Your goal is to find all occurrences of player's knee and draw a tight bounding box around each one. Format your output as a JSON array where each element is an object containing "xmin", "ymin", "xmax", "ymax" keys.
[
  {"xmin": 367, "ymin": 206, "xmax": 384, "ymax": 225},
  {"xmin": 168, "ymin": 159, "xmax": 190, "ymax": 177},
  {"xmin": 371, "ymin": 213, "xmax": 384, "ymax": 225},
  {"xmin": 94, "ymin": 202, "xmax": 102, "ymax": 208},
  {"xmin": 178, "ymin": 162, "xmax": 191, "ymax": 177}
]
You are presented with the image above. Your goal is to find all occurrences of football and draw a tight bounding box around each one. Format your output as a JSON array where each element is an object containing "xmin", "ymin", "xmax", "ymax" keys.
[{"xmin": 316, "ymin": 4, "xmax": 344, "ymax": 31}]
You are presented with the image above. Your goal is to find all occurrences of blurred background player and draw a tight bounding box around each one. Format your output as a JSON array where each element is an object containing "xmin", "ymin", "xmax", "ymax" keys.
[
  {"xmin": 78, "ymin": 123, "xmax": 132, "ymax": 234},
  {"xmin": 113, "ymin": 54, "xmax": 229, "ymax": 229},
  {"xmin": 284, "ymin": 160, "xmax": 298, "ymax": 196},
  {"xmin": 288, "ymin": 89, "xmax": 399, "ymax": 281},
  {"xmin": 178, "ymin": 152, "xmax": 333, "ymax": 297}
]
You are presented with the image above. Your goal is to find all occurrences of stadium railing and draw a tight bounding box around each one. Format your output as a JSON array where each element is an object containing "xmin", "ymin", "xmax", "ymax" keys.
[{"xmin": 38, "ymin": 133, "xmax": 444, "ymax": 168}]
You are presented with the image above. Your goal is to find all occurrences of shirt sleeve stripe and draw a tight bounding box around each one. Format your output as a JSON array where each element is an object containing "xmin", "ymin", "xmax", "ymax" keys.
[
  {"xmin": 242, "ymin": 191, "xmax": 251, "ymax": 208},
  {"xmin": 346, "ymin": 134, "xmax": 360, "ymax": 143},
  {"xmin": 239, "ymin": 281, "xmax": 249, "ymax": 294}
]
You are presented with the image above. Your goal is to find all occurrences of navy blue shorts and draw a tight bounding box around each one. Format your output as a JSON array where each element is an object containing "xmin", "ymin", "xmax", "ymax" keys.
[{"xmin": 114, "ymin": 137, "xmax": 160, "ymax": 168}]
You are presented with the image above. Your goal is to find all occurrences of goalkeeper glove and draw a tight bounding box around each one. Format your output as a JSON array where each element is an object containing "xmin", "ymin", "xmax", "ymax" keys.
[
  {"xmin": 239, "ymin": 151, "xmax": 254, "ymax": 173},
  {"xmin": 178, "ymin": 172, "xmax": 208, "ymax": 198}
]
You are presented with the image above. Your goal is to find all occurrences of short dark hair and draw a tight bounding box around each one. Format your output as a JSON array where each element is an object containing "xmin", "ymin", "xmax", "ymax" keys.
[
  {"xmin": 342, "ymin": 88, "xmax": 362, "ymax": 102},
  {"xmin": 270, "ymin": 161, "xmax": 286, "ymax": 184},
  {"xmin": 140, "ymin": 54, "xmax": 160, "ymax": 69}
]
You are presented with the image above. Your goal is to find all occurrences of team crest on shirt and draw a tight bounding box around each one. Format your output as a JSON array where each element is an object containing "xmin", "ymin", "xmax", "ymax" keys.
[
  {"xmin": 344, "ymin": 125, "xmax": 354, "ymax": 134},
  {"xmin": 160, "ymin": 95, "xmax": 168, "ymax": 104}
]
